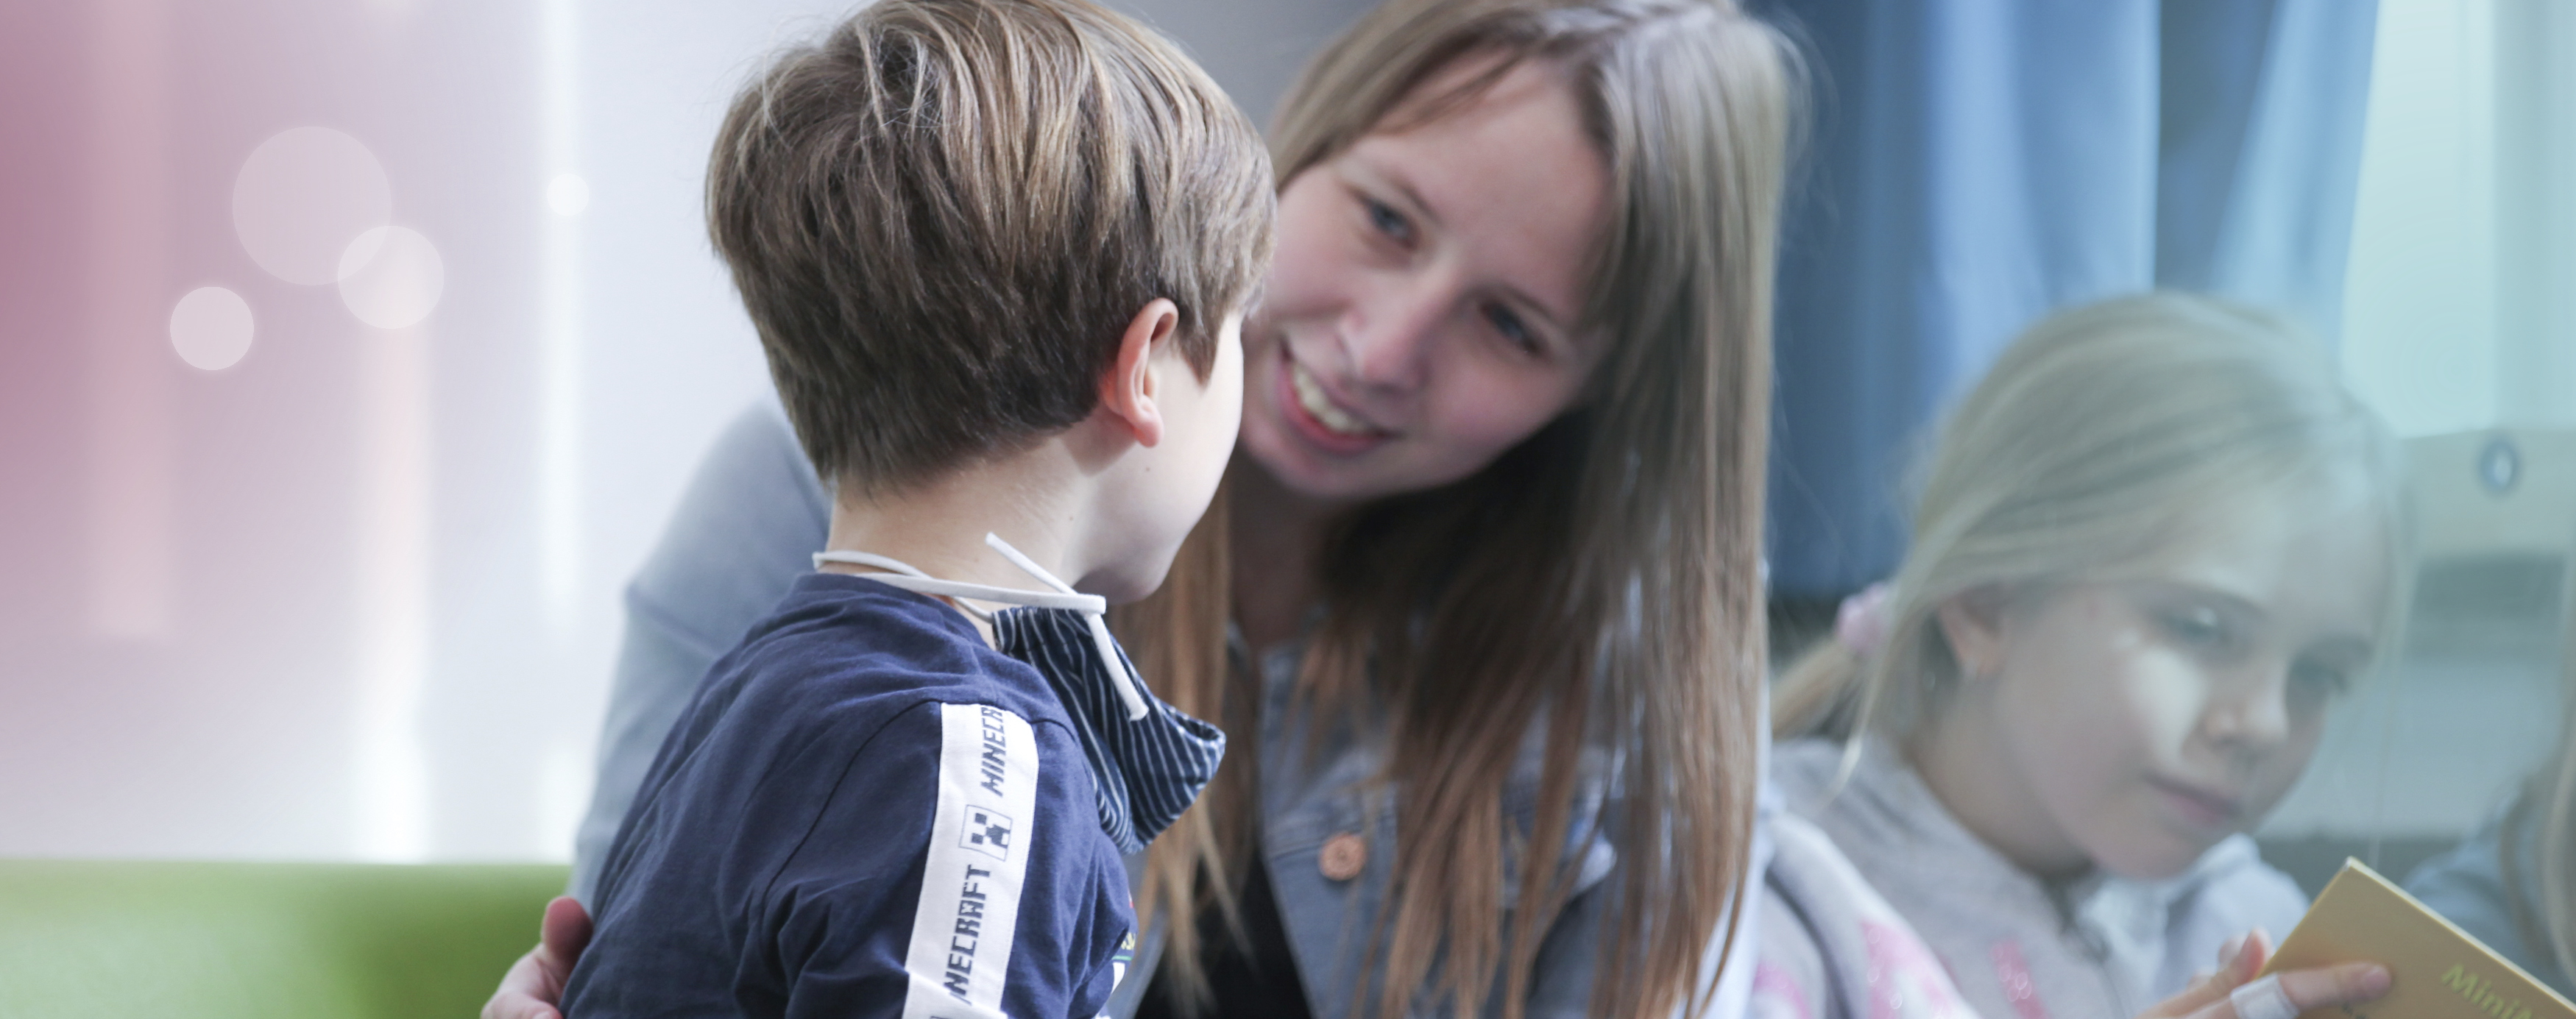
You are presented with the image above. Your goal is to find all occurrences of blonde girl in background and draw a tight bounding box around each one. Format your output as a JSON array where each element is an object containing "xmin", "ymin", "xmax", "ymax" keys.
[
  {"xmin": 1759, "ymin": 294, "xmax": 2402, "ymax": 1019},
  {"xmin": 2406, "ymin": 605, "xmax": 2576, "ymax": 996}
]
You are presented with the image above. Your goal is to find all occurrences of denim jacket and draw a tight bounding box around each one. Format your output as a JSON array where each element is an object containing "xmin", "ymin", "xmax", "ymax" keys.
[
  {"xmin": 1237, "ymin": 633, "xmax": 1631, "ymax": 1018},
  {"xmin": 571, "ymin": 402, "xmax": 1763, "ymax": 1018}
]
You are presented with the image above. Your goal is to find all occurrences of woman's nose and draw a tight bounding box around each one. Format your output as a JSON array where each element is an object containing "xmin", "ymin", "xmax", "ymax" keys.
[{"xmin": 1339, "ymin": 273, "xmax": 1450, "ymax": 393}]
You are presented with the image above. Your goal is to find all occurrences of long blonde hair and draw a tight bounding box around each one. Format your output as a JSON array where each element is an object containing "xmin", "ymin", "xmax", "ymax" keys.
[
  {"xmin": 1774, "ymin": 293, "xmax": 2401, "ymax": 747},
  {"xmin": 1111, "ymin": 2, "xmax": 1797, "ymax": 1017},
  {"xmin": 2502, "ymin": 614, "xmax": 2576, "ymax": 984}
]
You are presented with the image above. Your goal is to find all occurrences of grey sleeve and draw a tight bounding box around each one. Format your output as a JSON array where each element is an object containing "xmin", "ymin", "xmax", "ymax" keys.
[
  {"xmin": 568, "ymin": 401, "xmax": 832, "ymax": 902},
  {"xmin": 1752, "ymin": 878, "xmax": 1836, "ymax": 1019}
]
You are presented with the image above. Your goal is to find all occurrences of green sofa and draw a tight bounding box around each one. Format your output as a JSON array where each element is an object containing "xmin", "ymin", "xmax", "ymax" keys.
[{"xmin": 0, "ymin": 859, "xmax": 567, "ymax": 1019}]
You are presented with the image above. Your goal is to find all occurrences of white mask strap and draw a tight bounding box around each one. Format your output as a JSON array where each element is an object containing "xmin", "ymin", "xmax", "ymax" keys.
[{"xmin": 812, "ymin": 534, "xmax": 1150, "ymax": 720}]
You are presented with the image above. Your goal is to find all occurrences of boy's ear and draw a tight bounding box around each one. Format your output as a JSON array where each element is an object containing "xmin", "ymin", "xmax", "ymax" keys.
[
  {"xmin": 1098, "ymin": 299, "xmax": 1181, "ymax": 448},
  {"xmin": 1934, "ymin": 586, "xmax": 2009, "ymax": 683}
]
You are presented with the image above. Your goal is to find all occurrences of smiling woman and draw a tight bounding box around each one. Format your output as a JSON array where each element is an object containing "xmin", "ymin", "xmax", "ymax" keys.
[
  {"xmin": 1766, "ymin": 293, "xmax": 2404, "ymax": 1019},
  {"xmin": 1122, "ymin": 2, "xmax": 1797, "ymax": 1013},
  {"xmin": 1241, "ymin": 57, "xmax": 1610, "ymax": 501}
]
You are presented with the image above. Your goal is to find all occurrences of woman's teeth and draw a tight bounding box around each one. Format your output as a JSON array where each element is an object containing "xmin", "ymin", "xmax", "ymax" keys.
[{"xmin": 1290, "ymin": 361, "xmax": 1378, "ymax": 438}]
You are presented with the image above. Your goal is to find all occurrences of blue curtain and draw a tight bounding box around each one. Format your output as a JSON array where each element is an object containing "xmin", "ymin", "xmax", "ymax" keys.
[{"xmin": 1758, "ymin": 0, "xmax": 2380, "ymax": 599}]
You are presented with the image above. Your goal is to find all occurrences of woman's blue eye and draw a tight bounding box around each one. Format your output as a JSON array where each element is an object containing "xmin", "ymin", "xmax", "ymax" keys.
[
  {"xmin": 1364, "ymin": 197, "xmax": 1413, "ymax": 244},
  {"xmin": 1484, "ymin": 303, "xmax": 1539, "ymax": 353}
]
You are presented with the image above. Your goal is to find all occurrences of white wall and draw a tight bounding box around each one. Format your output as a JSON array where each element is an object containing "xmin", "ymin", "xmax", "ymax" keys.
[{"xmin": 2340, "ymin": 0, "xmax": 2576, "ymax": 436}]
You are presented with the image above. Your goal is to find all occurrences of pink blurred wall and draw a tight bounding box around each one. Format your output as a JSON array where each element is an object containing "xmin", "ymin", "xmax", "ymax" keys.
[{"xmin": 0, "ymin": 0, "xmax": 1367, "ymax": 862}]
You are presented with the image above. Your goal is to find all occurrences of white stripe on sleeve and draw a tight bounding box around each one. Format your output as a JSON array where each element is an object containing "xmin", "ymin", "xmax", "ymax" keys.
[{"xmin": 901, "ymin": 703, "xmax": 1041, "ymax": 1019}]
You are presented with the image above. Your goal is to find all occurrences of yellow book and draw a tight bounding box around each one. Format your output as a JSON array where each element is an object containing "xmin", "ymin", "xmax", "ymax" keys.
[{"xmin": 2261, "ymin": 859, "xmax": 2576, "ymax": 1019}]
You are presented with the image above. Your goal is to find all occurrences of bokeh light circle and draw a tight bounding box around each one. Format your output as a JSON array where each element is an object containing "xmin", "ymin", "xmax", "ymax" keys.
[
  {"xmin": 337, "ymin": 226, "xmax": 445, "ymax": 329},
  {"xmin": 169, "ymin": 286, "xmax": 255, "ymax": 370},
  {"xmin": 547, "ymin": 173, "xmax": 590, "ymax": 216},
  {"xmin": 233, "ymin": 127, "xmax": 393, "ymax": 285}
]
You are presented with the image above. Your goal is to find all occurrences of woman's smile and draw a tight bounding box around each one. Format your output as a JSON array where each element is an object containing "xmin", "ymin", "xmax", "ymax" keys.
[{"xmin": 1278, "ymin": 344, "xmax": 1397, "ymax": 452}]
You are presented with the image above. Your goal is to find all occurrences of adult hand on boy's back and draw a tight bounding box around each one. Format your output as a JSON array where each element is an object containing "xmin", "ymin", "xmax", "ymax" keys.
[
  {"xmin": 483, "ymin": 895, "xmax": 595, "ymax": 1019},
  {"xmin": 2143, "ymin": 929, "xmax": 2392, "ymax": 1019}
]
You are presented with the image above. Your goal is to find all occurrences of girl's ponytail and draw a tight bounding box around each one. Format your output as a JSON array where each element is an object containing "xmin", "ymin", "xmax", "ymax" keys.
[
  {"xmin": 1774, "ymin": 584, "xmax": 1891, "ymax": 741},
  {"xmin": 1772, "ymin": 639, "xmax": 1864, "ymax": 741}
]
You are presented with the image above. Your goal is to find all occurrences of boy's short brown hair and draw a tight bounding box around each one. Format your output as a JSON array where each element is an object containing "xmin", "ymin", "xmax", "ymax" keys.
[{"xmin": 709, "ymin": 0, "xmax": 1275, "ymax": 494}]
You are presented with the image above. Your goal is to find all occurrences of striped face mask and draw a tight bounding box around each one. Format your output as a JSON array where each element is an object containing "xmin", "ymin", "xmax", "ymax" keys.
[{"xmin": 815, "ymin": 534, "xmax": 1226, "ymax": 855}]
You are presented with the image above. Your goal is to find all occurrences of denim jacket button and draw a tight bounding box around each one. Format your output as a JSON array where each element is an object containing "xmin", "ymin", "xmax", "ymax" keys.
[{"xmin": 1318, "ymin": 831, "xmax": 1366, "ymax": 881}]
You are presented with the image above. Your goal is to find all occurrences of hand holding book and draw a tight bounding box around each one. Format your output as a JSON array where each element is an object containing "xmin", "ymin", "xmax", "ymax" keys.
[
  {"xmin": 2142, "ymin": 924, "xmax": 2393, "ymax": 1019},
  {"xmin": 2254, "ymin": 861, "xmax": 2576, "ymax": 1019}
]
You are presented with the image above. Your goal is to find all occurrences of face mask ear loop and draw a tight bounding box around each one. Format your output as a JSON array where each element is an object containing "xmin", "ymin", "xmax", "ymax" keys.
[{"xmin": 983, "ymin": 534, "xmax": 1151, "ymax": 721}]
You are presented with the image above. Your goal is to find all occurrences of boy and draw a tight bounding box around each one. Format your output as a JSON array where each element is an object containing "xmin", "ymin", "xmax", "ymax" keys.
[{"xmin": 556, "ymin": 0, "xmax": 1273, "ymax": 1015}]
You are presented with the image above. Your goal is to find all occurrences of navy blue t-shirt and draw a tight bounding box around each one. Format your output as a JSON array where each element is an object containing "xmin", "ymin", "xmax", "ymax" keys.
[{"xmin": 562, "ymin": 573, "xmax": 1133, "ymax": 1019}]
